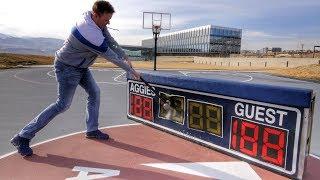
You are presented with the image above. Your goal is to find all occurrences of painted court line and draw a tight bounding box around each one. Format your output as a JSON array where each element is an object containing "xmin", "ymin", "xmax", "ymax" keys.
[
  {"xmin": 14, "ymin": 69, "xmax": 126, "ymax": 86},
  {"xmin": 0, "ymin": 123, "xmax": 140, "ymax": 160},
  {"xmin": 14, "ymin": 70, "xmax": 55, "ymax": 85},
  {"xmin": 179, "ymin": 71, "xmax": 253, "ymax": 82},
  {"xmin": 310, "ymin": 154, "xmax": 320, "ymax": 160},
  {"xmin": 113, "ymin": 71, "xmax": 127, "ymax": 84}
]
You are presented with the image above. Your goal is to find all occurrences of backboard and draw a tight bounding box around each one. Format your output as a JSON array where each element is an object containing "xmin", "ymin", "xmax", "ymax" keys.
[{"xmin": 143, "ymin": 12, "xmax": 171, "ymax": 31}]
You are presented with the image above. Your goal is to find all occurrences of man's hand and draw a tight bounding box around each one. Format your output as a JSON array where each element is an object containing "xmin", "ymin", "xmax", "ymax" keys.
[
  {"xmin": 124, "ymin": 57, "xmax": 140, "ymax": 80},
  {"xmin": 132, "ymin": 70, "xmax": 141, "ymax": 80}
]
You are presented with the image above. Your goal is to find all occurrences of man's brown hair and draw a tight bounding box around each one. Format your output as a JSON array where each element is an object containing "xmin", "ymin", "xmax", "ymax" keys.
[{"xmin": 92, "ymin": 1, "xmax": 115, "ymax": 15}]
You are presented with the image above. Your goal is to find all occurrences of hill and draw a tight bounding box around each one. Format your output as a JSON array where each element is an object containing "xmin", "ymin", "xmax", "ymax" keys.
[{"xmin": 0, "ymin": 33, "xmax": 64, "ymax": 56}]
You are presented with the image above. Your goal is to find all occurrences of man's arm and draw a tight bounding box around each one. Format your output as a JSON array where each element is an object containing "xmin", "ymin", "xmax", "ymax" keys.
[
  {"xmin": 70, "ymin": 27, "xmax": 140, "ymax": 79},
  {"xmin": 91, "ymin": 45, "xmax": 140, "ymax": 79},
  {"xmin": 103, "ymin": 28, "xmax": 127, "ymax": 60}
]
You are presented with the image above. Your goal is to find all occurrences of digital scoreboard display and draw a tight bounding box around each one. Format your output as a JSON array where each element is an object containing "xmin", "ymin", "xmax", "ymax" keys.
[
  {"xmin": 230, "ymin": 117, "xmax": 288, "ymax": 168},
  {"xmin": 127, "ymin": 77, "xmax": 313, "ymax": 179},
  {"xmin": 188, "ymin": 100, "xmax": 223, "ymax": 137}
]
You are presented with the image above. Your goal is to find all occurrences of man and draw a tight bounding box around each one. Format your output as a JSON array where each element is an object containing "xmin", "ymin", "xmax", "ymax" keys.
[{"xmin": 10, "ymin": 0, "xmax": 140, "ymax": 157}]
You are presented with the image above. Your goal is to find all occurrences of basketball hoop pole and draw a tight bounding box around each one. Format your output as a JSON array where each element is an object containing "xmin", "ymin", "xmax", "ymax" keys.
[{"xmin": 153, "ymin": 27, "xmax": 160, "ymax": 71}]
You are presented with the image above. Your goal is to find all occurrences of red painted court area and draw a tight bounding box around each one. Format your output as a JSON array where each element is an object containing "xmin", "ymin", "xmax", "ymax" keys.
[{"xmin": 0, "ymin": 124, "xmax": 319, "ymax": 179}]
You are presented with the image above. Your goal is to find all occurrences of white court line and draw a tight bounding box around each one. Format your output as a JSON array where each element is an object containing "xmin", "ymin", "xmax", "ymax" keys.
[
  {"xmin": 232, "ymin": 73, "xmax": 253, "ymax": 82},
  {"xmin": 14, "ymin": 69, "xmax": 127, "ymax": 86},
  {"xmin": 179, "ymin": 71, "xmax": 253, "ymax": 82},
  {"xmin": 113, "ymin": 71, "xmax": 126, "ymax": 84},
  {"xmin": 310, "ymin": 154, "xmax": 320, "ymax": 160},
  {"xmin": 0, "ymin": 123, "xmax": 140, "ymax": 160},
  {"xmin": 47, "ymin": 70, "xmax": 55, "ymax": 77},
  {"xmin": 95, "ymin": 69, "xmax": 126, "ymax": 85},
  {"xmin": 49, "ymin": 69, "xmax": 127, "ymax": 84},
  {"xmin": 14, "ymin": 70, "xmax": 55, "ymax": 85},
  {"xmin": 179, "ymin": 71, "xmax": 189, "ymax": 76}
]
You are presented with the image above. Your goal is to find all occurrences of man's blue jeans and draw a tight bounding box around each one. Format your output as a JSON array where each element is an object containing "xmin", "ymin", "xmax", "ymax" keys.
[{"xmin": 19, "ymin": 60, "xmax": 100, "ymax": 139}]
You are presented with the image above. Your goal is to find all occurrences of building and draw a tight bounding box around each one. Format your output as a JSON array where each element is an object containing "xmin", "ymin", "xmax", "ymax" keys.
[
  {"xmin": 262, "ymin": 47, "xmax": 269, "ymax": 54},
  {"xmin": 261, "ymin": 47, "xmax": 282, "ymax": 54},
  {"xmin": 120, "ymin": 45, "xmax": 152, "ymax": 60},
  {"xmin": 271, "ymin": 47, "xmax": 282, "ymax": 52},
  {"xmin": 142, "ymin": 25, "xmax": 242, "ymax": 57}
]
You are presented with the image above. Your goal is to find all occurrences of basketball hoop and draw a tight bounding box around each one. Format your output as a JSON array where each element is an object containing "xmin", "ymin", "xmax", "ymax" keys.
[
  {"xmin": 143, "ymin": 12, "xmax": 171, "ymax": 70},
  {"xmin": 152, "ymin": 25, "xmax": 161, "ymax": 35}
]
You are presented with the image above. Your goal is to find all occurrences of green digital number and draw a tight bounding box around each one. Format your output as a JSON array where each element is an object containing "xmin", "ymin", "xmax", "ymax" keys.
[
  {"xmin": 189, "ymin": 102, "xmax": 203, "ymax": 129},
  {"xmin": 188, "ymin": 100, "xmax": 222, "ymax": 137},
  {"xmin": 206, "ymin": 105, "xmax": 221, "ymax": 136}
]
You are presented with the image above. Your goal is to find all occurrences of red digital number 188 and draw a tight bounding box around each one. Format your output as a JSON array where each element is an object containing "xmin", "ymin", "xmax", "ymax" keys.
[
  {"xmin": 231, "ymin": 118, "xmax": 287, "ymax": 167},
  {"xmin": 130, "ymin": 93, "xmax": 153, "ymax": 121}
]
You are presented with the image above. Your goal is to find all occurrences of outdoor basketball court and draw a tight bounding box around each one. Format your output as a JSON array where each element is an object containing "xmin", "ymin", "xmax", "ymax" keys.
[
  {"xmin": 0, "ymin": 11, "xmax": 319, "ymax": 180},
  {"xmin": 0, "ymin": 67, "xmax": 319, "ymax": 179}
]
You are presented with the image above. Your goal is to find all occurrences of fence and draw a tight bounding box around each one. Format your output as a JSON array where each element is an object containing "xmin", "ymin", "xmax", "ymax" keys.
[{"xmin": 193, "ymin": 57, "xmax": 320, "ymax": 68}]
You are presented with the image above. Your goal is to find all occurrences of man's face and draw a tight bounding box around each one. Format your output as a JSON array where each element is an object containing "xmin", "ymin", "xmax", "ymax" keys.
[{"xmin": 95, "ymin": 12, "xmax": 113, "ymax": 28}]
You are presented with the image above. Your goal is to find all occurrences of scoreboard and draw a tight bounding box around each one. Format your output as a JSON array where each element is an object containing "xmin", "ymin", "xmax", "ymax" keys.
[{"xmin": 127, "ymin": 72, "xmax": 315, "ymax": 179}]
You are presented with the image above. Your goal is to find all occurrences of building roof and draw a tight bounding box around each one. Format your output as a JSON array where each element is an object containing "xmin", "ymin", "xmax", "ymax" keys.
[{"xmin": 142, "ymin": 25, "xmax": 242, "ymax": 40}]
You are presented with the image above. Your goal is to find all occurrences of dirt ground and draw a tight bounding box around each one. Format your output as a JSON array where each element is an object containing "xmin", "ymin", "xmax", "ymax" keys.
[
  {"xmin": 1, "ymin": 53, "xmax": 319, "ymax": 82},
  {"xmin": 267, "ymin": 64, "xmax": 320, "ymax": 82},
  {"xmin": 0, "ymin": 53, "xmax": 53, "ymax": 68}
]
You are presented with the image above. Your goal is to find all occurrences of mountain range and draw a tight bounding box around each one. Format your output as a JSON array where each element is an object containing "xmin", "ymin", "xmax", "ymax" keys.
[{"xmin": 0, "ymin": 33, "xmax": 64, "ymax": 56}]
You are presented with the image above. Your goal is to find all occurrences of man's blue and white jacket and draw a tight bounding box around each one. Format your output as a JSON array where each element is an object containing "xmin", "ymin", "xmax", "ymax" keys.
[{"xmin": 55, "ymin": 11, "xmax": 133, "ymax": 73}]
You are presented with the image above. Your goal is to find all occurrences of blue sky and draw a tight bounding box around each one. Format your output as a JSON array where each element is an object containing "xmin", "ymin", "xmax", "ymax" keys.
[{"xmin": 0, "ymin": 0, "xmax": 319, "ymax": 50}]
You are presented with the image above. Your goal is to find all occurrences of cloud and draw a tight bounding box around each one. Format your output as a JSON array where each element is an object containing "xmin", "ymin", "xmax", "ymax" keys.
[
  {"xmin": 241, "ymin": 30, "xmax": 319, "ymax": 50},
  {"xmin": 243, "ymin": 30, "xmax": 296, "ymax": 39},
  {"xmin": 0, "ymin": 0, "xmax": 319, "ymax": 50}
]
